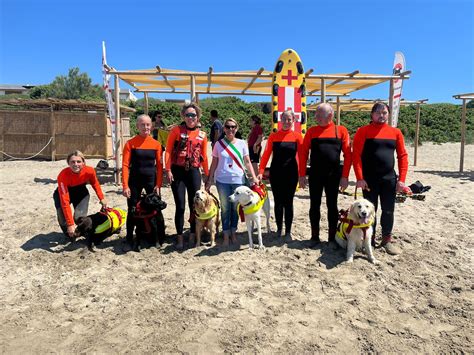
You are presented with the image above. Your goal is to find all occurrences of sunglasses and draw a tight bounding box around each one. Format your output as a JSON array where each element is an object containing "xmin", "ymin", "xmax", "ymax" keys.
[
  {"xmin": 225, "ymin": 125, "xmax": 237, "ymax": 129},
  {"xmin": 185, "ymin": 113, "xmax": 197, "ymax": 118}
]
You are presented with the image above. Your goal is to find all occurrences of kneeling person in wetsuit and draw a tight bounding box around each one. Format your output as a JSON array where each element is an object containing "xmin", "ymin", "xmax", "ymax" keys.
[
  {"xmin": 122, "ymin": 114, "xmax": 163, "ymax": 250},
  {"xmin": 54, "ymin": 150, "xmax": 107, "ymax": 239}
]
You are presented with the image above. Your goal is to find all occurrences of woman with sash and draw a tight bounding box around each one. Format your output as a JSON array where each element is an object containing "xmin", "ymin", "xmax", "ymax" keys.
[{"xmin": 205, "ymin": 118, "xmax": 258, "ymax": 247}]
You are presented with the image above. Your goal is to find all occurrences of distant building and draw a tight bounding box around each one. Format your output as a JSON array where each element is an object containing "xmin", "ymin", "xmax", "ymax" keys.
[
  {"xmin": 111, "ymin": 88, "xmax": 138, "ymax": 102},
  {"xmin": 0, "ymin": 84, "xmax": 35, "ymax": 96}
]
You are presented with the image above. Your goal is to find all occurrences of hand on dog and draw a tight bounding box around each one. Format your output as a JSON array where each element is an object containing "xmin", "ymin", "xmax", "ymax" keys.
[
  {"xmin": 100, "ymin": 199, "xmax": 107, "ymax": 209},
  {"xmin": 123, "ymin": 188, "xmax": 131, "ymax": 198},
  {"xmin": 153, "ymin": 186, "xmax": 161, "ymax": 196},
  {"xmin": 67, "ymin": 225, "xmax": 76, "ymax": 239}
]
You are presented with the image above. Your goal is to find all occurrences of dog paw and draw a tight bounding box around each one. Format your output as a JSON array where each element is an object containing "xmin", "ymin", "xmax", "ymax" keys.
[
  {"xmin": 345, "ymin": 258, "xmax": 354, "ymax": 263},
  {"xmin": 369, "ymin": 258, "xmax": 378, "ymax": 265}
]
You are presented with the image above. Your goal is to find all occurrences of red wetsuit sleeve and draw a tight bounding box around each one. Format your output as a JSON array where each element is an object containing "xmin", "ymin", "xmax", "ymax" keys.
[
  {"xmin": 201, "ymin": 133, "xmax": 209, "ymax": 176},
  {"xmin": 296, "ymin": 132, "xmax": 304, "ymax": 175},
  {"xmin": 352, "ymin": 126, "xmax": 366, "ymax": 181},
  {"xmin": 57, "ymin": 169, "xmax": 74, "ymax": 226},
  {"xmin": 340, "ymin": 126, "xmax": 352, "ymax": 178},
  {"xmin": 165, "ymin": 126, "xmax": 180, "ymax": 170},
  {"xmin": 155, "ymin": 142, "xmax": 163, "ymax": 188},
  {"xmin": 299, "ymin": 128, "xmax": 313, "ymax": 176},
  {"xmin": 122, "ymin": 140, "xmax": 132, "ymax": 189},
  {"xmin": 259, "ymin": 133, "xmax": 275, "ymax": 175},
  {"xmin": 86, "ymin": 166, "xmax": 105, "ymax": 201},
  {"xmin": 396, "ymin": 129, "xmax": 409, "ymax": 183}
]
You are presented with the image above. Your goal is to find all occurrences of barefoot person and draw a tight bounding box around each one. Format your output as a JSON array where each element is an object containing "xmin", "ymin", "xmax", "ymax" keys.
[
  {"xmin": 299, "ymin": 103, "xmax": 352, "ymax": 246},
  {"xmin": 122, "ymin": 114, "xmax": 163, "ymax": 250},
  {"xmin": 257, "ymin": 110, "xmax": 302, "ymax": 240},
  {"xmin": 165, "ymin": 103, "xmax": 209, "ymax": 250},
  {"xmin": 53, "ymin": 150, "xmax": 107, "ymax": 239},
  {"xmin": 352, "ymin": 102, "xmax": 408, "ymax": 255}
]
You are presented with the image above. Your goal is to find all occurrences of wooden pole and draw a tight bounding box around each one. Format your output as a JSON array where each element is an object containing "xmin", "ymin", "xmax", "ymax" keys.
[
  {"xmin": 114, "ymin": 74, "xmax": 122, "ymax": 184},
  {"xmin": 144, "ymin": 92, "xmax": 149, "ymax": 115},
  {"xmin": 336, "ymin": 96, "xmax": 341, "ymax": 125},
  {"xmin": 388, "ymin": 79, "xmax": 394, "ymax": 126},
  {"xmin": 190, "ymin": 75, "xmax": 196, "ymax": 102},
  {"xmin": 460, "ymin": 99, "xmax": 467, "ymax": 172},
  {"xmin": 50, "ymin": 104, "xmax": 56, "ymax": 161},
  {"xmin": 414, "ymin": 103, "xmax": 421, "ymax": 166},
  {"xmin": 321, "ymin": 79, "xmax": 326, "ymax": 103}
]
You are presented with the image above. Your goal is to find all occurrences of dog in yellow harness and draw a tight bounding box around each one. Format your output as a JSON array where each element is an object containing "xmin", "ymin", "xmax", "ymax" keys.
[
  {"xmin": 335, "ymin": 198, "xmax": 376, "ymax": 264},
  {"xmin": 74, "ymin": 207, "xmax": 127, "ymax": 251},
  {"xmin": 229, "ymin": 184, "xmax": 271, "ymax": 250},
  {"xmin": 193, "ymin": 189, "xmax": 221, "ymax": 248}
]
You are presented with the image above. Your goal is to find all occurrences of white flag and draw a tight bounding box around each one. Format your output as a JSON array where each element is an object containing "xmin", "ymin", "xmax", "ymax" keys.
[
  {"xmin": 391, "ymin": 51, "xmax": 406, "ymax": 127},
  {"xmin": 102, "ymin": 41, "xmax": 116, "ymax": 158}
]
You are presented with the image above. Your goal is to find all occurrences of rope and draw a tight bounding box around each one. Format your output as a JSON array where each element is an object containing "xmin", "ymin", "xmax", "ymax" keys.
[{"xmin": 0, "ymin": 137, "xmax": 53, "ymax": 160}]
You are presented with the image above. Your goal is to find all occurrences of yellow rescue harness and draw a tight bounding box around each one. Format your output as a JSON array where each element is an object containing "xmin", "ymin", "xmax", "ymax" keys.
[
  {"xmin": 239, "ymin": 191, "xmax": 266, "ymax": 215},
  {"xmin": 195, "ymin": 204, "xmax": 218, "ymax": 221},
  {"xmin": 95, "ymin": 208, "xmax": 127, "ymax": 234},
  {"xmin": 336, "ymin": 213, "xmax": 374, "ymax": 241}
]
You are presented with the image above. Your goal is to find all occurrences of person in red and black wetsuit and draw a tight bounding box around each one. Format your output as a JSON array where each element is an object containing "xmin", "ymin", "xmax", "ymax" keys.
[
  {"xmin": 353, "ymin": 102, "xmax": 408, "ymax": 255},
  {"xmin": 165, "ymin": 103, "xmax": 209, "ymax": 250},
  {"xmin": 299, "ymin": 103, "xmax": 352, "ymax": 246},
  {"xmin": 122, "ymin": 114, "xmax": 163, "ymax": 250},
  {"xmin": 54, "ymin": 150, "xmax": 107, "ymax": 239},
  {"xmin": 257, "ymin": 110, "xmax": 303, "ymax": 240}
]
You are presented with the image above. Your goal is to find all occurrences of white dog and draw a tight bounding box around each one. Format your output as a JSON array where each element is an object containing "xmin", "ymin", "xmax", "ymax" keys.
[
  {"xmin": 229, "ymin": 185, "xmax": 271, "ymax": 249},
  {"xmin": 335, "ymin": 198, "xmax": 376, "ymax": 264}
]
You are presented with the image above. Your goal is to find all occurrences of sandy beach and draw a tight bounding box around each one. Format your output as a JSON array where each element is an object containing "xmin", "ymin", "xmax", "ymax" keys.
[{"xmin": 0, "ymin": 142, "xmax": 472, "ymax": 353}]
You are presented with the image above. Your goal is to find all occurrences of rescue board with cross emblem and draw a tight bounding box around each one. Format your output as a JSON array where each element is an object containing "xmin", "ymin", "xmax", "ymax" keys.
[{"xmin": 271, "ymin": 48, "xmax": 307, "ymax": 135}]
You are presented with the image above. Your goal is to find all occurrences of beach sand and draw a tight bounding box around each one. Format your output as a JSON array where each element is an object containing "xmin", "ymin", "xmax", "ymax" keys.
[{"xmin": 0, "ymin": 142, "xmax": 472, "ymax": 353}]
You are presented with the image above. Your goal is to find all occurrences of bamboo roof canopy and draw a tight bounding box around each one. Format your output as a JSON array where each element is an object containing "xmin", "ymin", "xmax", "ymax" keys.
[
  {"xmin": 105, "ymin": 66, "xmax": 411, "ymax": 97},
  {"xmin": 307, "ymin": 98, "xmax": 428, "ymax": 112}
]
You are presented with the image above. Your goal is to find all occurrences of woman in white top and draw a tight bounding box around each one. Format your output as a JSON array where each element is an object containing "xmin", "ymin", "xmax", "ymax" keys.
[{"xmin": 205, "ymin": 118, "xmax": 258, "ymax": 247}]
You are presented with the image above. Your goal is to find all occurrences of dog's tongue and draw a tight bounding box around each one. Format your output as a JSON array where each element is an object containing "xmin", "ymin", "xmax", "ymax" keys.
[{"xmin": 360, "ymin": 216, "xmax": 369, "ymax": 224}]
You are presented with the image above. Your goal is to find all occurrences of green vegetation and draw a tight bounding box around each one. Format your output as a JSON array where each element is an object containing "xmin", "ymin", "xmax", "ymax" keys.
[
  {"xmin": 29, "ymin": 67, "xmax": 104, "ymax": 101},
  {"xmin": 129, "ymin": 97, "xmax": 473, "ymax": 144}
]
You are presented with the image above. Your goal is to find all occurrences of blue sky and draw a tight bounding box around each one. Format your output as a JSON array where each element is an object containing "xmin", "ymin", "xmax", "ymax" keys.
[{"xmin": 1, "ymin": 0, "xmax": 472, "ymax": 103}]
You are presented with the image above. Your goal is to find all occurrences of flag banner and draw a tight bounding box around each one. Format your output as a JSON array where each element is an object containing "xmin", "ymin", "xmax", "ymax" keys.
[
  {"xmin": 102, "ymin": 41, "xmax": 116, "ymax": 158},
  {"xmin": 391, "ymin": 51, "xmax": 406, "ymax": 127}
]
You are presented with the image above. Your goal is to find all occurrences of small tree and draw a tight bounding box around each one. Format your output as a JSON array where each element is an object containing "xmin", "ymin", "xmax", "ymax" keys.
[{"xmin": 30, "ymin": 67, "xmax": 104, "ymax": 100}]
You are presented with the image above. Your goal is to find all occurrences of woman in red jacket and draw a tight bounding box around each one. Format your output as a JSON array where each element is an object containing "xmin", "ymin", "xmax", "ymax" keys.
[
  {"xmin": 165, "ymin": 103, "xmax": 209, "ymax": 250},
  {"xmin": 53, "ymin": 150, "xmax": 107, "ymax": 238}
]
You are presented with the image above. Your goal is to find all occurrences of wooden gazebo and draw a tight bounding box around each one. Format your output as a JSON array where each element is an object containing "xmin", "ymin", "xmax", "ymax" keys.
[{"xmin": 453, "ymin": 93, "xmax": 473, "ymax": 172}]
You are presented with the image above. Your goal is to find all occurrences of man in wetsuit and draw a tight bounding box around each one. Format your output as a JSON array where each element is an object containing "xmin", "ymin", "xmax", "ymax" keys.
[
  {"xmin": 122, "ymin": 114, "xmax": 163, "ymax": 250},
  {"xmin": 299, "ymin": 103, "xmax": 352, "ymax": 246},
  {"xmin": 353, "ymin": 102, "xmax": 408, "ymax": 255}
]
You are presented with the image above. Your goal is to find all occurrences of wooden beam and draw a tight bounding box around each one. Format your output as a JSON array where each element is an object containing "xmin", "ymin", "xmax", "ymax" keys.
[
  {"xmin": 460, "ymin": 99, "xmax": 467, "ymax": 172},
  {"xmin": 114, "ymin": 74, "xmax": 122, "ymax": 185},
  {"xmin": 135, "ymin": 89, "xmax": 349, "ymax": 97},
  {"xmin": 327, "ymin": 70, "xmax": 360, "ymax": 88},
  {"xmin": 156, "ymin": 65, "xmax": 176, "ymax": 91},
  {"xmin": 388, "ymin": 79, "xmax": 394, "ymax": 126},
  {"xmin": 305, "ymin": 68, "xmax": 314, "ymax": 76},
  {"xmin": 50, "ymin": 105, "xmax": 56, "ymax": 161},
  {"xmin": 414, "ymin": 103, "xmax": 421, "ymax": 166},
  {"xmin": 144, "ymin": 92, "xmax": 149, "ymax": 115},
  {"xmin": 336, "ymin": 96, "xmax": 341, "ymax": 125},
  {"xmin": 207, "ymin": 67, "xmax": 213, "ymax": 93},
  {"xmin": 321, "ymin": 79, "xmax": 326, "ymax": 103},
  {"xmin": 241, "ymin": 67, "xmax": 264, "ymax": 94},
  {"xmin": 190, "ymin": 75, "xmax": 196, "ymax": 102}
]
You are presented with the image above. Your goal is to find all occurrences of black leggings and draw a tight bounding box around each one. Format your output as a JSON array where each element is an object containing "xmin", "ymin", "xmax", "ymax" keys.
[
  {"xmin": 270, "ymin": 164, "xmax": 298, "ymax": 233},
  {"xmin": 309, "ymin": 172, "xmax": 340, "ymax": 236},
  {"xmin": 126, "ymin": 174, "xmax": 156, "ymax": 240},
  {"xmin": 363, "ymin": 176, "xmax": 396, "ymax": 237},
  {"xmin": 171, "ymin": 165, "xmax": 202, "ymax": 235}
]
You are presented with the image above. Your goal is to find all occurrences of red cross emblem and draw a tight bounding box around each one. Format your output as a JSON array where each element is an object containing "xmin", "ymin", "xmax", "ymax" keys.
[{"xmin": 282, "ymin": 70, "xmax": 298, "ymax": 85}]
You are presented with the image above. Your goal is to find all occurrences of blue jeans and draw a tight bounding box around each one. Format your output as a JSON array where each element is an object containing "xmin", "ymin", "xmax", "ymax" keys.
[{"xmin": 216, "ymin": 181, "xmax": 242, "ymax": 235}]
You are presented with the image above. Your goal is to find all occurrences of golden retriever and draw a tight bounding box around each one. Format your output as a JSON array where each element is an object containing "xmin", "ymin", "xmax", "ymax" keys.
[
  {"xmin": 193, "ymin": 189, "xmax": 220, "ymax": 247},
  {"xmin": 335, "ymin": 198, "xmax": 376, "ymax": 264}
]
